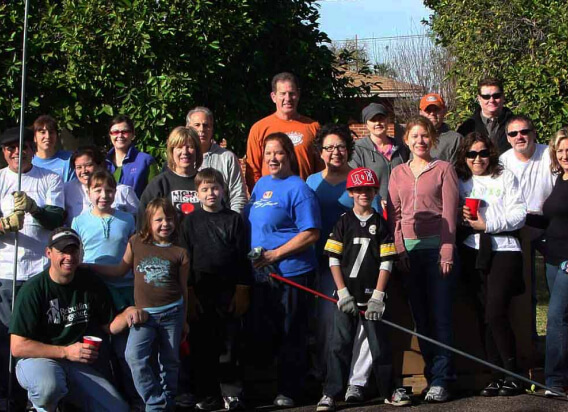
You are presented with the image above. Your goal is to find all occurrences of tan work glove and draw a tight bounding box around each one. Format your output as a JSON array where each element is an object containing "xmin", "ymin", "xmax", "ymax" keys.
[
  {"xmin": 0, "ymin": 211, "xmax": 25, "ymax": 235},
  {"xmin": 13, "ymin": 191, "xmax": 39, "ymax": 215},
  {"xmin": 230, "ymin": 285, "xmax": 251, "ymax": 317}
]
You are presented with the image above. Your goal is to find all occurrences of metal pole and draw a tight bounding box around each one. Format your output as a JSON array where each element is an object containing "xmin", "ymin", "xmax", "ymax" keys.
[
  {"xmin": 268, "ymin": 272, "xmax": 566, "ymax": 399},
  {"xmin": 8, "ymin": 0, "xmax": 31, "ymax": 410}
]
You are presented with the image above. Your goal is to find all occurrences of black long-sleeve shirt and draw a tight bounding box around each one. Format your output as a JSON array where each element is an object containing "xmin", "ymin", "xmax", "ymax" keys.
[{"xmin": 543, "ymin": 176, "xmax": 568, "ymax": 265}]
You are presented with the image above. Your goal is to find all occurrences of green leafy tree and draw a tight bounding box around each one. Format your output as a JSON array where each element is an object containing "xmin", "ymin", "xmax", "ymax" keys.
[
  {"xmin": 424, "ymin": 0, "xmax": 568, "ymax": 139},
  {"xmin": 1, "ymin": 0, "xmax": 368, "ymax": 160}
]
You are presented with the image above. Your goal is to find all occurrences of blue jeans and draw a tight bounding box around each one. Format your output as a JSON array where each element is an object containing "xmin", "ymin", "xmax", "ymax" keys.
[
  {"xmin": 404, "ymin": 249, "xmax": 456, "ymax": 388},
  {"xmin": 545, "ymin": 263, "xmax": 568, "ymax": 389},
  {"xmin": 125, "ymin": 304, "xmax": 184, "ymax": 411},
  {"xmin": 16, "ymin": 358, "xmax": 128, "ymax": 412}
]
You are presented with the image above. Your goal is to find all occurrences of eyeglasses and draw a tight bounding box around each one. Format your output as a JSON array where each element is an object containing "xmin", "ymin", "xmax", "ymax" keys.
[
  {"xmin": 322, "ymin": 144, "xmax": 347, "ymax": 152},
  {"xmin": 465, "ymin": 149, "xmax": 490, "ymax": 159},
  {"xmin": 109, "ymin": 129, "xmax": 132, "ymax": 136},
  {"xmin": 479, "ymin": 92, "xmax": 503, "ymax": 100},
  {"xmin": 507, "ymin": 129, "xmax": 532, "ymax": 138}
]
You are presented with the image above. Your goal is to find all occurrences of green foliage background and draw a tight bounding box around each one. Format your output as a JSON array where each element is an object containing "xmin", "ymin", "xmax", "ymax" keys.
[
  {"xmin": 0, "ymin": 0, "xmax": 368, "ymax": 161},
  {"xmin": 425, "ymin": 0, "xmax": 568, "ymax": 142}
]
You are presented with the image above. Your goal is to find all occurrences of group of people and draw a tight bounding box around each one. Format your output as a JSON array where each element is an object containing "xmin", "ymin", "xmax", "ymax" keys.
[{"xmin": 0, "ymin": 72, "xmax": 566, "ymax": 412}]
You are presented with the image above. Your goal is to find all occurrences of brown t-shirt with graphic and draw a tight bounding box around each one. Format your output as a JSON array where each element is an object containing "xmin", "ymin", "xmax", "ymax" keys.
[{"xmin": 130, "ymin": 234, "xmax": 189, "ymax": 309}]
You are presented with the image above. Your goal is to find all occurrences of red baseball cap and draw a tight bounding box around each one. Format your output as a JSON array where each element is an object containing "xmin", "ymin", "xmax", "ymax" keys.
[
  {"xmin": 346, "ymin": 167, "xmax": 379, "ymax": 189},
  {"xmin": 420, "ymin": 93, "xmax": 446, "ymax": 111}
]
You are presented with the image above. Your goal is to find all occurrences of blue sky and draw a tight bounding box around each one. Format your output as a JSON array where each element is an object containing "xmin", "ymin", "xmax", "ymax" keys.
[{"xmin": 316, "ymin": 0, "xmax": 432, "ymax": 41}]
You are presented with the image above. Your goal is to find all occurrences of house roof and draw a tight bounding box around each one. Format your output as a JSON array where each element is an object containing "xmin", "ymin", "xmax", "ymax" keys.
[{"xmin": 339, "ymin": 69, "xmax": 423, "ymax": 98}]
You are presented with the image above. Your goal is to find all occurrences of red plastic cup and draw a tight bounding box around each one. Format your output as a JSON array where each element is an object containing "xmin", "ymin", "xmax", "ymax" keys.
[
  {"xmin": 465, "ymin": 198, "xmax": 481, "ymax": 220},
  {"xmin": 83, "ymin": 336, "xmax": 102, "ymax": 349}
]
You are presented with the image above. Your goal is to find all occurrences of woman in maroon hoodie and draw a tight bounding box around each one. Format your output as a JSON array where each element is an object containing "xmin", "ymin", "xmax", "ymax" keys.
[{"xmin": 387, "ymin": 116, "xmax": 459, "ymax": 403}]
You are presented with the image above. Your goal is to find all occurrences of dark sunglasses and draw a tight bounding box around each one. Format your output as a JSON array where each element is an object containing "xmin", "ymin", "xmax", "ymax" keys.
[
  {"xmin": 507, "ymin": 129, "xmax": 532, "ymax": 138},
  {"xmin": 479, "ymin": 92, "xmax": 503, "ymax": 100},
  {"xmin": 465, "ymin": 149, "xmax": 490, "ymax": 159}
]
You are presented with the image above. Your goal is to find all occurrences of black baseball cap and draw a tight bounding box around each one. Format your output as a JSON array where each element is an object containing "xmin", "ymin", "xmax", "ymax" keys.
[
  {"xmin": 48, "ymin": 228, "xmax": 82, "ymax": 250},
  {"xmin": 0, "ymin": 127, "xmax": 34, "ymax": 147},
  {"xmin": 361, "ymin": 103, "xmax": 388, "ymax": 123}
]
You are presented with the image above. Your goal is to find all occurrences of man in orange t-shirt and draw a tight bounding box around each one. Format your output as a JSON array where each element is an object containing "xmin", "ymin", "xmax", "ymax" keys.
[{"xmin": 245, "ymin": 72, "xmax": 322, "ymax": 192}]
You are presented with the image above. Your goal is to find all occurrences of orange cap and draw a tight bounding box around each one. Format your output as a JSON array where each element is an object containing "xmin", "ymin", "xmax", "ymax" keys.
[{"xmin": 420, "ymin": 93, "xmax": 445, "ymax": 111}]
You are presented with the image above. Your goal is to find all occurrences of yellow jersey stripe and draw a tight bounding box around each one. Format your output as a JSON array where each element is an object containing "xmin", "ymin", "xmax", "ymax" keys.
[
  {"xmin": 324, "ymin": 239, "xmax": 343, "ymax": 255},
  {"xmin": 380, "ymin": 243, "xmax": 397, "ymax": 257}
]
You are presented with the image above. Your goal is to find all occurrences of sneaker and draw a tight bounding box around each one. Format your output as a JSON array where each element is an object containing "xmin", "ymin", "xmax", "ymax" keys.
[
  {"xmin": 223, "ymin": 396, "xmax": 246, "ymax": 410},
  {"xmin": 384, "ymin": 387, "xmax": 412, "ymax": 406},
  {"xmin": 545, "ymin": 388, "xmax": 566, "ymax": 398},
  {"xmin": 176, "ymin": 392, "xmax": 197, "ymax": 408},
  {"xmin": 273, "ymin": 394, "xmax": 295, "ymax": 408},
  {"xmin": 498, "ymin": 379, "xmax": 523, "ymax": 396},
  {"xmin": 344, "ymin": 385, "xmax": 365, "ymax": 403},
  {"xmin": 424, "ymin": 386, "xmax": 449, "ymax": 403},
  {"xmin": 316, "ymin": 395, "xmax": 335, "ymax": 412},
  {"xmin": 196, "ymin": 396, "xmax": 222, "ymax": 411},
  {"xmin": 480, "ymin": 380, "xmax": 502, "ymax": 397}
]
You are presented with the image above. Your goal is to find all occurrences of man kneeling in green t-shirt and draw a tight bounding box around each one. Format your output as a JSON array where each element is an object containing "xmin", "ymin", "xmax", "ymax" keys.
[{"xmin": 9, "ymin": 227, "xmax": 148, "ymax": 412}]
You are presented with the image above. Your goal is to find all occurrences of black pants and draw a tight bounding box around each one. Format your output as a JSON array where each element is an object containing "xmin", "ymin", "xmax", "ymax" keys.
[
  {"xmin": 461, "ymin": 246, "xmax": 523, "ymax": 377},
  {"xmin": 187, "ymin": 297, "xmax": 244, "ymax": 399},
  {"xmin": 324, "ymin": 308, "xmax": 393, "ymax": 399},
  {"xmin": 243, "ymin": 272, "xmax": 311, "ymax": 399}
]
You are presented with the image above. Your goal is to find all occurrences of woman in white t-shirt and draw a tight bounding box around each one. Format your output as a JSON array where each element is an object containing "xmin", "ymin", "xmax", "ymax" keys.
[
  {"xmin": 64, "ymin": 146, "xmax": 139, "ymax": 225},
  {"xmin": 456, "ymin": 132, "xmax": 527, "ymax": 397}
]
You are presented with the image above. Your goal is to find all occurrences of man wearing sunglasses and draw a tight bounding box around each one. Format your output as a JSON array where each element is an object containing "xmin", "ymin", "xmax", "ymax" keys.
[
  {"xmin": 419, "ymin": 93, "xmax": 462, "ymax": 164},
  {"xmin": 500, "ymin": 114, "xmax": 556, "ymax": 344},
  {"xmin": 457, "ymin": 77, "xmax": 514, "ymax": 154},
  {"xmin": 0, "ymin": 126, "xmax": 65, "ymax": 405}
]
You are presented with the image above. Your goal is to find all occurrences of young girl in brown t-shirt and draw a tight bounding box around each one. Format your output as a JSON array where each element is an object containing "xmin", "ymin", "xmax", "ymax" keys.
[{"xmin": 93, "ymin": 198, "xmax": 189, "ymax": 409}]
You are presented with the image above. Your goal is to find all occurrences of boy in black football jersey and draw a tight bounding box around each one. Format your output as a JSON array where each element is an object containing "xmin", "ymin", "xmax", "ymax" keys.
[{"xmin": 316, "ymin": 167, "xmax": 410, "ymax": 411}]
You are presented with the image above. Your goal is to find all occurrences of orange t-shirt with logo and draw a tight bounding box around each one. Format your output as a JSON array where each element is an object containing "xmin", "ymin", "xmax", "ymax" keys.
[{"xmin": 245, "ymin": 113, "xmax": 322, "ymax": 192}]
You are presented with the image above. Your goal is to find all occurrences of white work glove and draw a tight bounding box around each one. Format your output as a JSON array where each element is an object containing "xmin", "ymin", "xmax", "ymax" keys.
[
  {"xmin": 365, "ymin": 290, "xmax": 386, "ymax": 321},
  {"xmin": 337, "ymin": 287, "xmax": 358, "ymax": 316}
]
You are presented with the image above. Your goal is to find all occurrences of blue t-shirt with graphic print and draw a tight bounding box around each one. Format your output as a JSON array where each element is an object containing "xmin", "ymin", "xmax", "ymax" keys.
[{"xmin": 246, "ymin": 175, "xmax": 321, "ymax": 278}]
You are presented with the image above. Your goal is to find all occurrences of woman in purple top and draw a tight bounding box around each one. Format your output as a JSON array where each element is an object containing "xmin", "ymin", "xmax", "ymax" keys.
[{"xmin": 105, "ymin": 114, "xmax": 158, "ymax": 198}]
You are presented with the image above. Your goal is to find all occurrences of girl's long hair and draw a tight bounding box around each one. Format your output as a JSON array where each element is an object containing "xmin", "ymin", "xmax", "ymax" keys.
[{"xmin": 139, "ymin": 198, "xmax": 179, "ymax": 243}]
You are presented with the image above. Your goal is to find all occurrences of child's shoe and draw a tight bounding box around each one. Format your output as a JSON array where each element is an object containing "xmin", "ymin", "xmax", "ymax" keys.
[
  {"xmin": 344, "ymin": 385, "xmax": 364, "ymax": 403},
  {"xmin": 223, "ymin": 396, "xmax": 245, "ymax": 410},
  {"xmin": 384, "ymin": 387, "xmax": 412, "ymax": 407},
  {"xmin": 316, "ymin": 395, "xmax": 335, "ymax": 412}
]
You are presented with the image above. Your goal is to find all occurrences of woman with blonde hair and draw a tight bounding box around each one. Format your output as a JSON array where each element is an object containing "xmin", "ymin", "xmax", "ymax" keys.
[{"xmin": 137, "ymin": 126, "xmax": 203, "ymax": 225}]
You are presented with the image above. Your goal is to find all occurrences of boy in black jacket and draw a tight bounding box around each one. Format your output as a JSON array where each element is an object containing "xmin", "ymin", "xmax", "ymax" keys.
[{"xmin": 180, "ymin": 168, "xmax": 252, "ymax": 411}]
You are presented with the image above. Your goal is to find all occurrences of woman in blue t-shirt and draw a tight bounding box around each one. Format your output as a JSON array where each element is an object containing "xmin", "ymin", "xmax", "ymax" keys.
[{"xmin": 245, "ymin": 132, "xmax": 321, "ymax": 407}]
